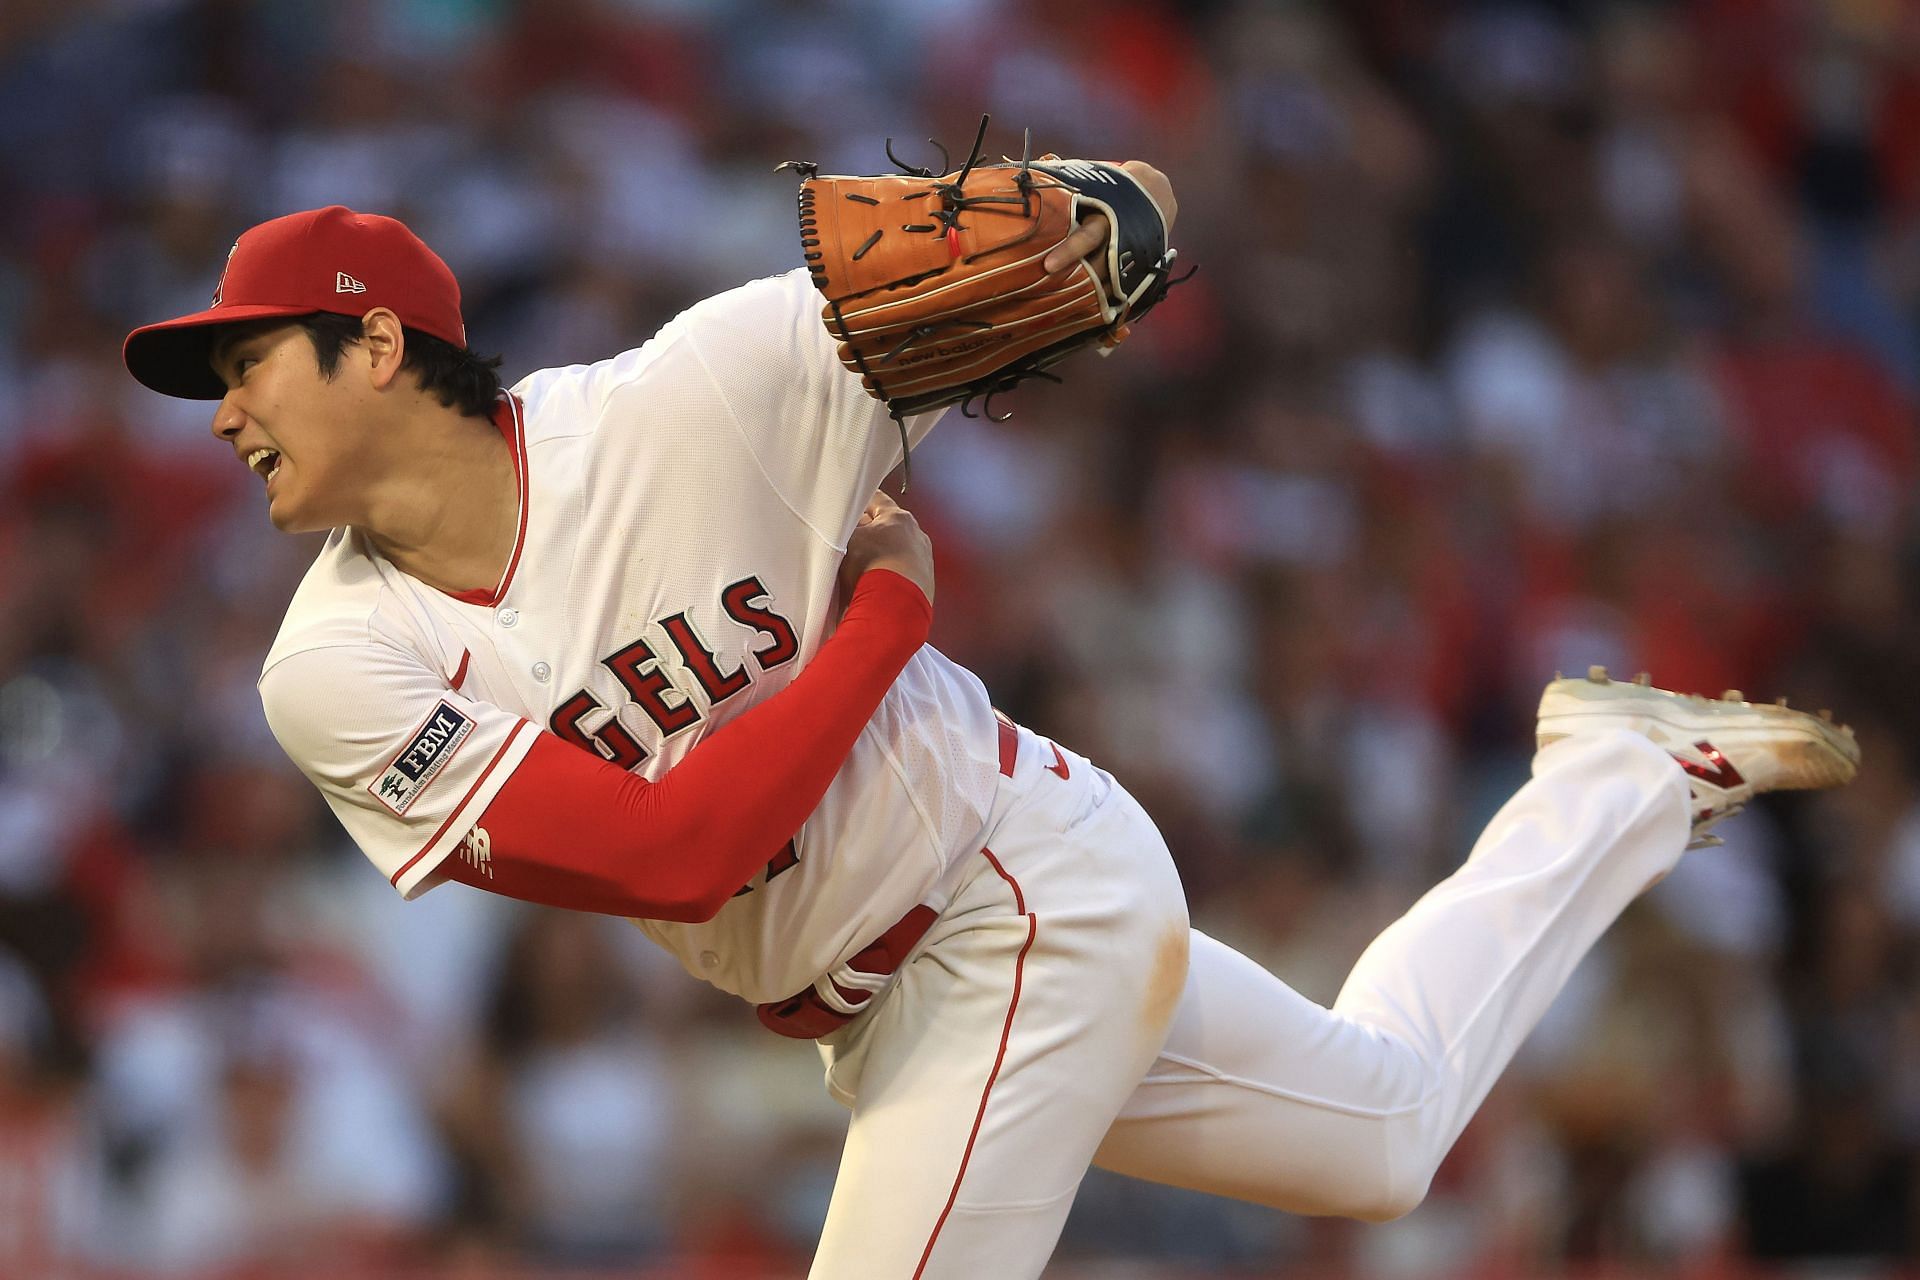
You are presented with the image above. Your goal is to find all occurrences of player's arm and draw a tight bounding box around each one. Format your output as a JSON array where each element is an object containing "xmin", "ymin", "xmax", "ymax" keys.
[
  {"xmin": 434, "ymin": 492, "xmax": 931, "ymax": 923},
  {"xmin": 261, "ymin": 495, "xmax": 932, "ymax": 921}
]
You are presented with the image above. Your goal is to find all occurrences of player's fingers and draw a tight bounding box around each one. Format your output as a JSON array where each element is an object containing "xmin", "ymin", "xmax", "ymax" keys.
[{"xmin": 1044, "ymin": 214, "xmax": 1110, "ymax": 274}]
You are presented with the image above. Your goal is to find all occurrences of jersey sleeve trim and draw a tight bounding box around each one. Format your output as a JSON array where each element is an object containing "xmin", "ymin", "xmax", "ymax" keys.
[{"xmin": 390, "ymin": 716, "xmax": 537, "ymax": 899}]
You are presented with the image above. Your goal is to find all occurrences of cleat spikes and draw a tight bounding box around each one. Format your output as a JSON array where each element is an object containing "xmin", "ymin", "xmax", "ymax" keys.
[
  {"xmin": 1588, "ymin": 665, "xmax": 1609, "ymax": 683},
  {"xmin": 1634, "ymin": 671, "xmax": 1652, "ymax": 686},
  {"xmin": 1819, "ymin": 709, "xmax": 1833, "ymax": 722},
  {"xmin": 1555, "ymin": 670, "xmax": 1564, "ymax": 681},
  {"xmin": 1776, "ymin": 696, "xmax": 1790, "ymax": 707},
  {"xmin": 1722, "ymin": 689, "xmax": 1744, "ymax": 703}
]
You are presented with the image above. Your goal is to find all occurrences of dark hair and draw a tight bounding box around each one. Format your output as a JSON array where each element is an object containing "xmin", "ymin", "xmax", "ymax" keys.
[{"xmin": 299, "ymin": 313, "xmax": 504, "ymax": 417}]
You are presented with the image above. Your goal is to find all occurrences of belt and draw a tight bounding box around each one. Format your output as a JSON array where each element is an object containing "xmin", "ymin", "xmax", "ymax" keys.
[
  {"xmin": 755, "ymin": 904, "xmax": 939, "ymax": 1038},
  {"xmin": 755, "ymin": 712, "xmax": 1024, "ymax": 1040}
]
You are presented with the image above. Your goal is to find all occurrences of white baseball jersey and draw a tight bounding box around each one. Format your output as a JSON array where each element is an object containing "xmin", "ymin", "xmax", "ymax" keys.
[{"xmin": 259, "ymin": 269, "xmax": 1003, "ymax": 1002}]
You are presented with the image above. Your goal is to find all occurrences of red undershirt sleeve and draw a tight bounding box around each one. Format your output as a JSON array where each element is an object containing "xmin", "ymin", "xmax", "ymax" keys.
[{"xmin": 437, "ymin": 568, "xmax": 930, "ymax": 922}]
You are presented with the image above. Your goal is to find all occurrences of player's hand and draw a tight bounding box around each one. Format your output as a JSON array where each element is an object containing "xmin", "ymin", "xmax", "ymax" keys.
[
  {"xmin": 1042, "ymin": 161, "xmax": 1177, "ymax": 277},
  {"xmin": 840, "ymin": 491, "xmax": 934, "ymax": 606}
]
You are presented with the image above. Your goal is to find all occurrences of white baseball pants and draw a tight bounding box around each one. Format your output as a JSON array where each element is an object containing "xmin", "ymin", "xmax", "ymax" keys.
[{"xmin": 807, "ymin": 726, "xmax": 1690, "ymax": 1279}]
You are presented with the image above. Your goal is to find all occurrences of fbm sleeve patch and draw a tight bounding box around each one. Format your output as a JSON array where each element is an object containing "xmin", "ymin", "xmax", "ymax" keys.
[{"xmin": 369, "ymin": 701, "xmax": 475, "ymax": 815}]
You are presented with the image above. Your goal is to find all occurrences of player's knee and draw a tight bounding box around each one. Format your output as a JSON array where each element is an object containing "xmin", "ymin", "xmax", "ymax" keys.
[
  {"xmin": 1344, "ymin": 1170, "xmax": 1431, "ymax": 1224},
  {"xmin": 1362, "ymin": 1113, "xmax": 1451, "ymax": 1221},
  {"xmin": 1326, "ymin": 1115, "xmax": 1440, "ymax": 1223},
  {"xmin": 1277, "ymin": 1159, "xmax": 1430, "ymax": 1224}
]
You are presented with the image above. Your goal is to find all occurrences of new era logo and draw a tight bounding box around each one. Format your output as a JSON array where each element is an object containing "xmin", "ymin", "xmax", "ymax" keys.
[{"xmin": 336, "ymin": 272, "xmax": 367, "ymax": 294}]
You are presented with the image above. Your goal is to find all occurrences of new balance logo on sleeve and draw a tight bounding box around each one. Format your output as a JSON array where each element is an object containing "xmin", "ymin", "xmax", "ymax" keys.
[{"xmin": 459, "ymin": 825, "xmax": 493, "ymax": 878}]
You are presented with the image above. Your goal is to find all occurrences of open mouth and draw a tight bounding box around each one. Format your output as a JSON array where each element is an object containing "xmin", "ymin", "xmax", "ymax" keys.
[{"xmin": 245, "ymin": 448, "xmax": 283, "ymax": 485}]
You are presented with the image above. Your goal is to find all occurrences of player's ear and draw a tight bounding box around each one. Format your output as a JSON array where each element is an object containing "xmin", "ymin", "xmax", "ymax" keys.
[{"xmin": 360, "ymin": 308, "xmax": 406, "ymax": 391}]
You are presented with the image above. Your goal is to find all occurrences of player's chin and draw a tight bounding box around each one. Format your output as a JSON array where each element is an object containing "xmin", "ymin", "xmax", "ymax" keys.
[{"xmin": 263, "ymin": 486, "xmax": 322, "ymax": 534}]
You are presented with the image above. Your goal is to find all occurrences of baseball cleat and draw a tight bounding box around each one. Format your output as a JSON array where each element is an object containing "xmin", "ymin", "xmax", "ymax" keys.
[{"xmin": 1537, "ymin": 666, "xmax": 1861, "ymax": 848}]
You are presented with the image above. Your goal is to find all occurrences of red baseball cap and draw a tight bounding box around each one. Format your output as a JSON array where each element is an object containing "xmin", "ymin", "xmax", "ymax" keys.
[{"xmin": 122, "ymin": 205, "xmax": 468, "ymax": 400}]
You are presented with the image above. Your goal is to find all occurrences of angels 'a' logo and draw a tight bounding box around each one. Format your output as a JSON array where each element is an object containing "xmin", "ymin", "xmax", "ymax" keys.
[{"xmin": 211, "ymin": 240, "xmax": 239, "ymax": 307}]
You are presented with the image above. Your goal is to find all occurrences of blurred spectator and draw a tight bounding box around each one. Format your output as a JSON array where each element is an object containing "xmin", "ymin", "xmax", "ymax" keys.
[{"xmin": 441, "ymin": 911, "xmax": 680, "ymax": 1263}]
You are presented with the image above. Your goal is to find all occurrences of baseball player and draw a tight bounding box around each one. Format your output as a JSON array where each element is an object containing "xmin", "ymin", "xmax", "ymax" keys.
[{"xmin": 122, "ymin": 184, "xmax": 1857, "ymax": 1278}]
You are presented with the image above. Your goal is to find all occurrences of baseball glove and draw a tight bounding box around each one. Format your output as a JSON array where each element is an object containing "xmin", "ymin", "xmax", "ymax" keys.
[{"xmin": 783, "ymin": 119, "xmax": 1182, "ymax": 434}]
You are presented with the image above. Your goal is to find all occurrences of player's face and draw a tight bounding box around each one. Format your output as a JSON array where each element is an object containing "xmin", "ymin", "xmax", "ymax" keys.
[{"xmin": 209, "ymin": 323, "xmax": 375, "ymax": 534}]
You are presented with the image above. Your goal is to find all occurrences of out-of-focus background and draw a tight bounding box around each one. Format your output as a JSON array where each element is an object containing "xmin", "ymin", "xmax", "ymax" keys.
[{"xmin": 2, "ymin": 0, "xmax": 1918, "ymax": 1275}]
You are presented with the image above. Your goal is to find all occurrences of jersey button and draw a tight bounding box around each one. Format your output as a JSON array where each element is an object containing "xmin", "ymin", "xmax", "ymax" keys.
[
  {"xmin": 496, "ymin": 607, "xmax": 519, "ymax": 628},
  {"xmin": 531, "ymin": 662, "xmax": 551, "ymax": 683},
  {"xmin": 699, "ymin": 951, "xmax": 719, "ymax": 970}
]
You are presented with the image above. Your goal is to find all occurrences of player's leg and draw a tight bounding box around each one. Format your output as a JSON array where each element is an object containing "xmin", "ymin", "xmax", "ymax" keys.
[
  {"xmin": 1093, "ymin": 677, "xmax": 1858, "ymax": 1218},
  {"xmin": 1092, "ymin": 727, "xmax": 1686, "ymax": 1216},
  {"xmin": 806, "ymin": 749, "xmax": 1189, "ymax": 1280}
]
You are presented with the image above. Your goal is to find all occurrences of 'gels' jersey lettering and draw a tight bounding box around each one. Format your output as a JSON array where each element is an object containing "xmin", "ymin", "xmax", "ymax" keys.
[
  {"xmin": 542, "ymin": 590, "xmax": 800, "ymax": 769},
  {"xmin": 259, "ymin": 269, "xmax": 1003, "ymax": 1003}
]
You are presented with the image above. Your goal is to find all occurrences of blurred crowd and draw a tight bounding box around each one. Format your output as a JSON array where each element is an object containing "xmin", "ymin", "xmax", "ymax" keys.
[{"xmin": 1, "ymin": 0, "xmax": 1918, "ymax": 1275}]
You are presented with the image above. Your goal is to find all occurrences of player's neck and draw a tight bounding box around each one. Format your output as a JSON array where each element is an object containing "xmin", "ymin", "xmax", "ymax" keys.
[{"xmin": 358, "ymin": 402, "xmax": 520, "ymax": 596}]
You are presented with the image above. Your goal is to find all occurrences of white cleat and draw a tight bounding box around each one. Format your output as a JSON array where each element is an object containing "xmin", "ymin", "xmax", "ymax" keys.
[{"xmin": 1537, "ymin": 665, "xmax": 1861, "ymax": 849}]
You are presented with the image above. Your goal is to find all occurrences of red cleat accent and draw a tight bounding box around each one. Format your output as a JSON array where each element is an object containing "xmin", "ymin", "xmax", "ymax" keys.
[{"xmin": 1675, "ymin": 741, "xmax": 1744, "ymax": 790}]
